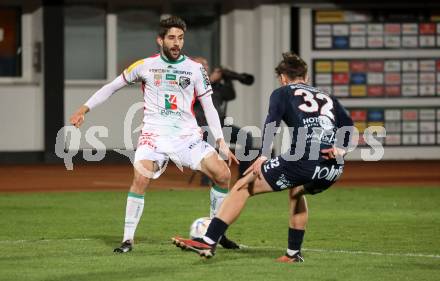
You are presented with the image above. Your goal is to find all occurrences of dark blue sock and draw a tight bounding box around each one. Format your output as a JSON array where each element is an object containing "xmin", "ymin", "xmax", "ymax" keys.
[
  {"xmin": 204, "ymin": 217, "xmax": 229, "ymax": 245},
  {"xmin": 288, "ymin": 228, "xmax": 305, "ymax": 251}
]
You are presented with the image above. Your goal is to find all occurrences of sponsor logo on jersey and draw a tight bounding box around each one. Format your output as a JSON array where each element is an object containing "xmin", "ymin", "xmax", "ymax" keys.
[
  {"xmin": 173, "ymin": 70, "xmax": 192, "ymax": 75},
  {"xmin": 318, "ymin": 115, "xmax": 334, "ymax": 130},
  {"xmin": 154, "ymin": 74, "xmax": 162, "ymax": 86},
  {"xmin": 312, "ymin": 165, "xmax": 343, "ymax": 182},
  {"xmin": 307, "ymin": 128, "xmax": 336, "ymax": 146},
  {"xmin": 302, "ymin": 116, "xmax": 334, "ymax": 130},
  {"xmin": 166, "ymin": 74, "xmax": 177, "ymax": 80},
  {"xmin": 149, "ymin": 68, "xmax": 168, "ymax": 73},
  {"xmin": 164, "ymin": 80, "xmax": 178, "ymax": 86},
  {"xmin": 179, "ymin": 76, "xmax": 191, "ymax": 89},
  {"xmin": 160, "ymin": 94, "xmax": 182, "ymax": 117},
  {"xmin": 164, "ymin": 94, "xmax": 178, "ymax": 110},
  {"xmin": 200, "ymin": 67, "xmax": 211, "ymax": 89}
]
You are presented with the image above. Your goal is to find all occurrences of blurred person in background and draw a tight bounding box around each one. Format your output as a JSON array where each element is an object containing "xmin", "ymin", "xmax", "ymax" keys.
[{"xmin": 193, "ymin": 57, "xmax": 254, "ymax": 186}]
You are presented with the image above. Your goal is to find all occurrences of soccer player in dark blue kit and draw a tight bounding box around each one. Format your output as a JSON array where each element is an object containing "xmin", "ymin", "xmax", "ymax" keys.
[{"xmin": 172, "ymin": 52, "xmax": 354, "ymax": 263}]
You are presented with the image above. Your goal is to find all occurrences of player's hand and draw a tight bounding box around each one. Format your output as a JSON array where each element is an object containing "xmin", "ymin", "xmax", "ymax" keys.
[
  {"xmin": 217, "ymin": 139, "xmax": 239, "ymax": 167},
  {"xmin": 321, "ymin": 147, "xmax": 346, "ymax": 160},
  {"xmin": 69, "ymin": 105, "xmax": 89, "ymax": 128},
  {"xmin": 244, "ymin": 156, "xmax": 267, "ymax": 179}
]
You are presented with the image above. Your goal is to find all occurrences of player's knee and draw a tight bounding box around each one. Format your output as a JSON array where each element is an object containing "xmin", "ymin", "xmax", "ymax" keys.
[
  {"xmin": 289, "ymin": 186, "xmax": 305, "ymax": 199},
  {"xmin": 132, "ymin": 175, "xmax": 150, "ymax": 191},
  {"xmin": 230, "ymin": 177, "xmax": 249, "ymax": 193},
  {"xmin": 213, "ymin": 168, "xmax": 231, "ymax": 186}
]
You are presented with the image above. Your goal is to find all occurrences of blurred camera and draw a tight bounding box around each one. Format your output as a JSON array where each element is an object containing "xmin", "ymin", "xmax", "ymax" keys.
[{"xmin": 221, "ymin": 68, "xmax": 254, "ymax": 85}]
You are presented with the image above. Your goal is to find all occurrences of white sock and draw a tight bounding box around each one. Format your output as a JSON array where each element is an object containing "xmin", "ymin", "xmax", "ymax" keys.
[
  {"xmin": 210, "ymin": 185, "xmax": 228, "ymax": 218},
  {"xmin": 286, "ymin": 249, "xmax": 300, "ymax": 256},
  {"xmin": 122, "ymin": 192, "xmax": 145, "ymax": 243}
]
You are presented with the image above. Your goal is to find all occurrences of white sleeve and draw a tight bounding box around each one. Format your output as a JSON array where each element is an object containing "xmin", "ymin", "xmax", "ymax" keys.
[
  {"xmin": 84, "ymin": 75, "xmax": 127, "ymax": 110},
  {"xmin": 194, "ymin": 63, "xmax": 213, "ymax": 98},
  {"xmin": 198, "ymin": 94, "xmax": 224, "ymax": 141}
]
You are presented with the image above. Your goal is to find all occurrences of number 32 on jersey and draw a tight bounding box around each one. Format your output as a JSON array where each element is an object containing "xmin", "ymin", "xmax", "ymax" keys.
[{"xmin": 294, "ymin": 89, "xmax": 335, "ymax": 120}]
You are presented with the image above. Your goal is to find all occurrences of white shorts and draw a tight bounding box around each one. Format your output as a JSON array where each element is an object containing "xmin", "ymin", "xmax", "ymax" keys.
[{"xmin": 134, "ymin": 133, "xmax": 216, "ymax": 179}]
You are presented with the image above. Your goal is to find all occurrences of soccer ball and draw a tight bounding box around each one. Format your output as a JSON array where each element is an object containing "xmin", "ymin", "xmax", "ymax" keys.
[{"xmin": 189, "ymin": 217, "xmax": 211, "ymax": 239}]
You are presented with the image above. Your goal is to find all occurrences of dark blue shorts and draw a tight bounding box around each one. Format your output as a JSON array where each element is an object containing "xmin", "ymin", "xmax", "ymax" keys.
[{"xmin": 260, "ymin": 155, "xmax": 344, "ymax": 194}]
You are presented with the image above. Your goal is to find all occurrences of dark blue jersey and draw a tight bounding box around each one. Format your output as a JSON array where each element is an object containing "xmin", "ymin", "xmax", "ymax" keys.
[{"xmin": 260, "ymin": 83, "xmax": 353, "ymax": 160}]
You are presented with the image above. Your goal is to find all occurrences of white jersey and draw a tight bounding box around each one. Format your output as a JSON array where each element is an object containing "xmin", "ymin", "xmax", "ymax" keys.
[{"xmin": 122, "ymin": 53, "xmax": 213, "ymax": 137}]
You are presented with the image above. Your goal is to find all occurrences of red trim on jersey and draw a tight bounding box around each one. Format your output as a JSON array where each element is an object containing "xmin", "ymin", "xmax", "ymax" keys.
[
  {"xmin": 191, "ymin": 90, "xmax": 197, "ymax": 117},
  {"xmin": 149, "ymin": 53, "xmax": 160, "ymax": 58},
  {"xmin": 122, "ymin": 72, "xmax": 129, "ymax": 84},
  {"xmin": 197, "ymin": 89, "xmax": 213, "ymax": 98}
]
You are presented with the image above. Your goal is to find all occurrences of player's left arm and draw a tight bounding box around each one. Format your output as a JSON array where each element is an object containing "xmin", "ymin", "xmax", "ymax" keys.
[
  {"xmin": 70, "ymin": 59, "xmax": 144, "ymax": 128},
  {"xmin": 70, "ymin": 75, "xmax": 127, "ymax": 128},
  {"xmin": 259, "ymin": 89, "xmax": 286, "ymax": 157},
  {"xmin": 196, "ymin": 64, "xmax": 238, "ymax": 166},
  {"xmin": 199, "ymin": 95, "xmax": 238, "ymax": 166}
]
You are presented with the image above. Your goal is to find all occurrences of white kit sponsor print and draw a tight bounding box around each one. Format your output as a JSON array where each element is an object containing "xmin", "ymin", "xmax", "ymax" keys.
[
  {"xmin": 275, "ymin": 174, "xmax": 293, "ymax": 190},
  {"xmin": 301, "ymin": 116, "xmax": 336, "ymax": 145},
  {"xmin": 122, "ymin": 54, "xmax": 212, "ymax": 137},
  {"xmin": 312, "ymin": 165, "xmax": 343, "ymax": 182},
  {"xmin": 262, "ymin": 157, "xmax": 280, "ymax": 173}
]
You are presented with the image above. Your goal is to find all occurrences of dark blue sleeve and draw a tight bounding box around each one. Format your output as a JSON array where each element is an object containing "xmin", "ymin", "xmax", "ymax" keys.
[
  {"xmin": 333, "ymin": 97, "xmax": 354, "ymax": 149},
  {"xmin": 260, "ymin": 88, "xmax": 286, "ymax": 157}
]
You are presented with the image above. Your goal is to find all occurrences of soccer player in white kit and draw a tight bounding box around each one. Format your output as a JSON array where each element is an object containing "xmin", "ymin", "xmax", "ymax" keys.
[{"xmin": 70, "ymin": 16, "xmax": 240, "ymax": 253}]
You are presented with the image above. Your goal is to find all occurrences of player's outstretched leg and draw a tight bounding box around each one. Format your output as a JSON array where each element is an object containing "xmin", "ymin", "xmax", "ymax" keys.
[
  {"xmin": 172, "ymin": 237, "xmax": 216, "ymax": 258},
  {"xmin": 114, "ymin": 160, "xmax": 155, "ymax": 253},
  {"xmin": 172, "ymin": 171, "xmax": 273, "ymax": 258}
]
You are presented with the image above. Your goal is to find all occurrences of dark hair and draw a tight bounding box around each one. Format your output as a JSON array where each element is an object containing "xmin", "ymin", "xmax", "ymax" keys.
[
  {"xmin": 275, "ymin": 52, "xmax": 308, "ymax": 80},
  {"xmin": 158, "ymin": 16, "xmax": 187, "ymax": 38}
]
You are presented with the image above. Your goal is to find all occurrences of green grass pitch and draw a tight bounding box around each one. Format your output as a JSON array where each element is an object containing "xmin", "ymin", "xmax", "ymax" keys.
[{"xmin": 0, "ymin": 187, "xmax": 439, "ymax": 281}]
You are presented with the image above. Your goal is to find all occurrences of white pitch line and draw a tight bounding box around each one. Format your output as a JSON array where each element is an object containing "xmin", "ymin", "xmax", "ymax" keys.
[
  {"xmin": 0, "ymin": 238, "xmax": 94, "ymax": 244},
  {"xmin": 241, "ymin": 245, "xmax": 440, "ymax": 259},
  {"xmin": 1, "ymin": 238, "xmax": 439, "ymax": 259},
  {"xmin": 304, "ymin": 248, "xmax": 440, "ymax": 259}
]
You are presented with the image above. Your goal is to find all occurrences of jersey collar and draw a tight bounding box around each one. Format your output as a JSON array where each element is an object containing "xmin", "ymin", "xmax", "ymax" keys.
[{"xmin": 160, "ymin": 53, "xmax": 186, "ymax": 64}]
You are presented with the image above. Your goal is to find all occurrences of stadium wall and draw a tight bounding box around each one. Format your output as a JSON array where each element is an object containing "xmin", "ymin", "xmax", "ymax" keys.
[{"xmin": 0, "ymin": 9, "xmax": 44, "ymax": 152}]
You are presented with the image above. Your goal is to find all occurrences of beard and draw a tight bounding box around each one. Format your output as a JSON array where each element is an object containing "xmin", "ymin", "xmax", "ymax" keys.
[{"xmin": 162, "ymin": 45, "xmax": 182, "ymax": 61}]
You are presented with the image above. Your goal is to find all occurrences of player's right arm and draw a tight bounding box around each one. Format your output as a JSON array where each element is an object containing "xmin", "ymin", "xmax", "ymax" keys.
[
  {"xmin": 260, "ymin": 88, "xmax": 286, "ymax": 157},
  {"xmin": 321, "ymin": 97, "xmax": 354, "ymax": 160},
  {"xmin": 70, "ymin": 59, "xmax": 145, "ymax": 128},
  {"xmin": 69, "ymin": 75, "xmax": 127, "ymax": 128}
]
